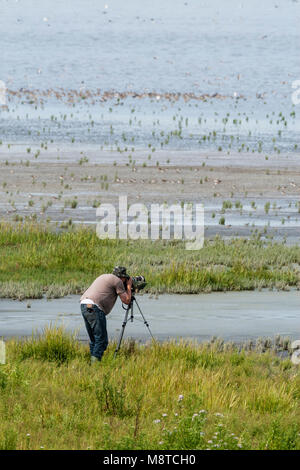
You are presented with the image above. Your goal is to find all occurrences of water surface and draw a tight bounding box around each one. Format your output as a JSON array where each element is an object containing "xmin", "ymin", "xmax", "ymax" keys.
[
  {"xmin": 1, "ymin": 0, "xmax": 299, "ymax": 154},
  {"xmin": 0, "ymin": 290, "xmax": 299, "ymax": 343}
]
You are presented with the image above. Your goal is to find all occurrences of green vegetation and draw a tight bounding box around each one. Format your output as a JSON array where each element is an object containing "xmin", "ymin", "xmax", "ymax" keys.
[
  {"xmin": 0, "ymin": 222, "xmax": 299, "ymax": 299},
  {"xmin": 0, "ymin": 326, "xmax": 299, "ymax": 450}
]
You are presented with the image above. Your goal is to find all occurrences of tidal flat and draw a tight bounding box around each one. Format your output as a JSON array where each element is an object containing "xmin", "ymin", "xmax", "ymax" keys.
[{"xmin": 1, "ymin": 154, "xmax": 300, "ymax": 242}]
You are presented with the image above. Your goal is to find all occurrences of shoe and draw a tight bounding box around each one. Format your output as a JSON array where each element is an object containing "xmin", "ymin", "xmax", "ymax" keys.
[{"xmin": 91, "ymin": 356, "xmax": 101, "ymax": 364}]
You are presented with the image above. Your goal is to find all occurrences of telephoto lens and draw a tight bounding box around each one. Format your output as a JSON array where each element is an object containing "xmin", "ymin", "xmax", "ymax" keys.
[{"xmin": 131, "ymin": 276, "xmax": 147, "ymax": 292}]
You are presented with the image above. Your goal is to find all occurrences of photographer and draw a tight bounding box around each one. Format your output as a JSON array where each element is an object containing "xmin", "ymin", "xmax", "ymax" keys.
[{"xmin": 80, "ymin": 266, "xmax": 132, "ymax": 363}]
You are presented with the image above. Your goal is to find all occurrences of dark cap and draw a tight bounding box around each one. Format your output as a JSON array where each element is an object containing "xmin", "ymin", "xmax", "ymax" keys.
[{"xmin": 112, "ymin": 266, "xmax": 130, "ymax": 279}]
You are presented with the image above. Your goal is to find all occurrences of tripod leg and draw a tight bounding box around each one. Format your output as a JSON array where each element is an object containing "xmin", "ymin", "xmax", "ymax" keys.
[
  {"xmin": 114, "ymin": 304, "xmax": 131, "ymax": 357},
  {"xmin": 133, "ymin": 298, "xmax": 156, "ymax": 342}
]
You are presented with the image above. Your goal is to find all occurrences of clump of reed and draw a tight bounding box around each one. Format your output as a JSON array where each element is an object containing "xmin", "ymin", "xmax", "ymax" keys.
[
  {"xmin": 9, "ymin": 325, "xmax": 86, "ymax": 365},
  {"xmin": 205, "ymin": 335, "xmax": 292, "ymax": 354},
  {"xmin": 0, "ymin": 281, "xmax": 44, "ymax": 300}
]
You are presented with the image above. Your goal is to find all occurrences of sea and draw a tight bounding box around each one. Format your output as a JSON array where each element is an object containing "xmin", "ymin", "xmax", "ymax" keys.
[{"xmin": 0, "ymin": 0, "xmax": 299, "ymax": 157}]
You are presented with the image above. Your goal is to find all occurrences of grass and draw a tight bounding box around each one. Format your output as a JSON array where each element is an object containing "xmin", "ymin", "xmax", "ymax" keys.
[
  {"xmin": 0, "ymin": 222, "xmax": 299, "ymax": 299},
  {"xmin": 0, "ymin": 326, "xmax": 299, "ymax": 450}
]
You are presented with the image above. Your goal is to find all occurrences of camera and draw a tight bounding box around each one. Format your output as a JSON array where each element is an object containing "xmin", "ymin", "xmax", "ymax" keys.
[
  {"xmin": 113, "ymin": 266, "xmax": 146, "ymax": 293},
  {"xmin": 128, "ymin": 275, "xmax": 147, "ymax": 293}
]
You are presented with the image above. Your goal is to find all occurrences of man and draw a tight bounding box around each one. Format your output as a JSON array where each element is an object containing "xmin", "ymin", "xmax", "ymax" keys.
[{"xmin": 80, "ymin": 266, "xmax": 132, "ymax": 363}]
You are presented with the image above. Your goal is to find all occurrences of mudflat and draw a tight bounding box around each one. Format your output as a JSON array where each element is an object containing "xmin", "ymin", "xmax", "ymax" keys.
[{"xmin": 1, "ymin": 150, "xmax": 300, "ymax": 241}]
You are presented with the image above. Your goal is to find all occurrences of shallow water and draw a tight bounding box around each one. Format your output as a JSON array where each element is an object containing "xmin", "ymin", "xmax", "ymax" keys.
[
  {"xmin": 1, "ymin": 0, "xmax": 299, "ymax": 154},
  {"xmin": 0, "ymin": 290, "xmax": 299, "ymax": 343},
  {"xmin": 2, "ymin": 0, "xmax": 299, "ymax": 94}
]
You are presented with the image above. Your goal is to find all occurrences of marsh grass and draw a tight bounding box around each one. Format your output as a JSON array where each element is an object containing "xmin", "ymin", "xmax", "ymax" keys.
[
  {"xmin": 0, "ymin": 222, "xmax": 299, "ymax": 299},
  {"xmin": 0, "ymin": 327, "xmax": 299, "ymax": 450},
  {"xmin": 10, "ymin": 325, "xmax": 86, "ymax": 365}
]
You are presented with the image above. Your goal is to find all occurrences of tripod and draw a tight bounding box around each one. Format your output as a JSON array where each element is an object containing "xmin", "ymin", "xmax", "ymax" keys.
[{"xmin": 114, "ymin": 295, "xmax": 155, "ymax": 357}]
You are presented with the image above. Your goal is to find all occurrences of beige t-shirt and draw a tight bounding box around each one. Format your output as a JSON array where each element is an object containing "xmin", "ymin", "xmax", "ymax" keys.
[{"xmin": 80, "ymin": 274, "xmax": 126, "ymax": 315}]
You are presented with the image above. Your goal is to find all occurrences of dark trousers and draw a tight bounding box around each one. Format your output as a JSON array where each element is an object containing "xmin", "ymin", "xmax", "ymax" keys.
[{"xmin": 81, "ymin": 304, "xmax": 108, "ymax": 360}]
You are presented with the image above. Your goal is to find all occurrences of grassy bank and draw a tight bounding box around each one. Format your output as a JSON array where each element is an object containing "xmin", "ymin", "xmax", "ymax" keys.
[
  {"xmin": 0, "ymin": 222, "xmax": 299, "ymax": 299},
  {"xmin": 0, "ymin": 327, "xmax": 299, "ymax": 450}
]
